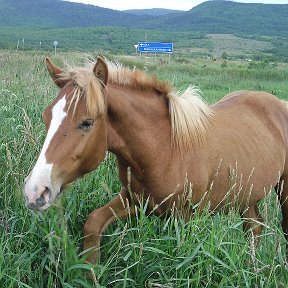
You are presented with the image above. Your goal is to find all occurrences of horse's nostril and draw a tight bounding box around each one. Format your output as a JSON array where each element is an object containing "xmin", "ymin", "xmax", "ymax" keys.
[
  {"xmin": 36, "ymin": 195, "xmax": 46, "ymax": 207},
  {"xmin": 35, "ymin": 186, "xmax": 51, "ymax": 207},
  {"xmin": 27, "ymin": 202, "xmax": 37, "ymax": 210}
]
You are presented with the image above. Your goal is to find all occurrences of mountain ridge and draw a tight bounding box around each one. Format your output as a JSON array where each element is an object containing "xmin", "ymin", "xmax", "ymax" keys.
[
  {"xmin": 0, "ymin": 0, "xmax": 152, "ymax": 28},
  {"xmin": 139, "ymin": 1, "xmax": 288, "ymax": 36},
  {"xmin": 123, "ymin": 8, "xmax": 182, "ymax": 16},
  {"xmin": 0, "ymin": 0, "xmax": 288, "ymax": 37}
]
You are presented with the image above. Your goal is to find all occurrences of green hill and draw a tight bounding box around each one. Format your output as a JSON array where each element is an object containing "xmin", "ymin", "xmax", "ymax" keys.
[
  {"xmin": 148, "ymin": 1, "xmax": 288, "ymax": 36},
  {"xmin": 0, "ymin": 0, "xmax": 150, "ymax": 27},
  {"xmin": 0, "ymin": 0, "xmax": 288, "ymax": 37}
]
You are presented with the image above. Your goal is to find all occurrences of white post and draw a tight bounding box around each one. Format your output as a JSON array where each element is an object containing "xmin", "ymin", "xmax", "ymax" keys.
[{"xmin": 54, "ymin": 41, "xmax": 58, "ymax": 56}]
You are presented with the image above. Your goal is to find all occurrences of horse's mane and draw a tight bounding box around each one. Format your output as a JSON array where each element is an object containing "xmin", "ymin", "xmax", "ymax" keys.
[{"xmin": 60, "ymin": 59, "xmax": 212, "ymax": 150}]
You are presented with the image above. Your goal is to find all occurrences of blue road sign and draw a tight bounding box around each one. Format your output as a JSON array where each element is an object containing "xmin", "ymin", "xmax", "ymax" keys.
[{"xmin": 137, "ymin": 42, "xmax": 173, "ymax": 53}]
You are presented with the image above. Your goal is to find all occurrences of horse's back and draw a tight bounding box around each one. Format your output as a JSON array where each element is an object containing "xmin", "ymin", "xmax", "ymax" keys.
[
  {"xmin": 213, "ymin": 90, "xmax": 288, "ymax": 140},
  {"xmin": 205, "ymin": 91, "xmax": 288, "ymax": 208},
  {"xmin": 214, "ymin": 90, "xmax": 285, "ymax": 112},
  {"xmin": 211, "ymin": 90, "xmax": 288, "ymax": 161}
]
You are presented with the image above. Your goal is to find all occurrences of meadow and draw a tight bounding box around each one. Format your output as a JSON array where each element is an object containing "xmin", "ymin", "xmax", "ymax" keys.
[{"xmin": 1, "ymin": 50, "xmax": 288, "ymax": 287}]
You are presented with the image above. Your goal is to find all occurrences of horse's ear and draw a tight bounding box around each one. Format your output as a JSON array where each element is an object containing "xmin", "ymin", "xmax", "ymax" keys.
[
  {"xmin": 45, "ymin": 57, "xmax": 66, "ymax": 88},
  {"xmin": 93, "ymin": 57, "xmax": 108, "ymax": 87}
]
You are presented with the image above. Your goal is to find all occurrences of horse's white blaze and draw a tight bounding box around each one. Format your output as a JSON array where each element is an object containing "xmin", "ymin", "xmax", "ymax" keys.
[{"xmin": 25, "ymin": 96, "xmax": 67, "ymax": 203}]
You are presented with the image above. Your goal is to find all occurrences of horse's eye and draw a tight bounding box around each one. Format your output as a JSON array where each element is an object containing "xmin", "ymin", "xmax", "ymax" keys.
[{"xmin": 78, "ymin": 119, "xmax": 94, "ymax": 131}]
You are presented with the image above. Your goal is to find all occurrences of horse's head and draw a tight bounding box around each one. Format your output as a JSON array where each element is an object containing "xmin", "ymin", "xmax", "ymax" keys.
[{"xmin": 24, "ymin": 57, "xmax": 108, "ymax": 211}]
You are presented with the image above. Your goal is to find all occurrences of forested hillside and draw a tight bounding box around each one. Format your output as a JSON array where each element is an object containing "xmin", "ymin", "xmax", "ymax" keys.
[
  {"xmin": 148, "ymin": 1, "xmax": 288, "ymax": 36},
  {"xmin": 0, "ymin": 0, "xmax": 149, "ymax": 27},
  {"xmin": 0, "ymin": 0, "xmax": 288, "ymax": 37}
]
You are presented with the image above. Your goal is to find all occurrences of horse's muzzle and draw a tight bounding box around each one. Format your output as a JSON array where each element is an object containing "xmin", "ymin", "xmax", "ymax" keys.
[{"xmin": 25, "ymin": 184, "xmax": 51, "ymax": 211}]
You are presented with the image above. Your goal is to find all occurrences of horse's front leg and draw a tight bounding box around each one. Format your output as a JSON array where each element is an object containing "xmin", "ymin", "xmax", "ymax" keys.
[{"xmin": 83, "ymin": 188, "xmax": 134, "ymax": 264}]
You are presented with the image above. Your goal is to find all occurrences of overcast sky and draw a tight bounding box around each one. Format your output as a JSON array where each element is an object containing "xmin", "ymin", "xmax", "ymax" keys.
[{"xmin": 66, "ymin": 0, "xmax": 288, "ymax": 11}]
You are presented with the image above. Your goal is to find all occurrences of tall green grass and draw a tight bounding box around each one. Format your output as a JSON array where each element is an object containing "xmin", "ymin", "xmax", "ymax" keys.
[{"xmin": 1, "ymin": 51, "xmax": 288, "ymax": 287}]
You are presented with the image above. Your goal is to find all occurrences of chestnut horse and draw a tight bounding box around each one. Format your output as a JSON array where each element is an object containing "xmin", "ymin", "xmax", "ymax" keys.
[{"xmin": 24, "ymin": 57, "xmax": 288, "ymax": 263}]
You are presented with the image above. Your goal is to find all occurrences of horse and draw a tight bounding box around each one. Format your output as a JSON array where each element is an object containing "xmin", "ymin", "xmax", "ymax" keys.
[{"xmin": 24, "ymin": 57, "xmax": 288, "ymax": 263}]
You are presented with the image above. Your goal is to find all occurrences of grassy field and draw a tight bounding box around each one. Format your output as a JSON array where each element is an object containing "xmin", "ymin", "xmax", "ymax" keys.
[{"xmin": 1, "ymin": 50, "xmax": 288, "ymax": 287}]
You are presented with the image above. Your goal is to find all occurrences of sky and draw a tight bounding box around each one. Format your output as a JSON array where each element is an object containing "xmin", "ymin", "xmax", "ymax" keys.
[{"xmin": 66, "ymin": 0, "xmax": 288, "ymax": 11}]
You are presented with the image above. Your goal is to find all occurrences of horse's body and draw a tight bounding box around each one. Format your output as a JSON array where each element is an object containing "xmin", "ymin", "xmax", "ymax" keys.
[{"xmin": 24, "ymin": 57, "xmax": 288, "ymax": 263}]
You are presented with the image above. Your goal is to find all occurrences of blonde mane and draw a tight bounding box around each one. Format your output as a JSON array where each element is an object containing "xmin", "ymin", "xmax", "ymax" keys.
[
  {"xmin": 60, "ymin": 59, "xmax": 212, "ymax": 150},
  {"xmin": 168, "ymin": 87, "xmax": 212, "ymax": 149}
]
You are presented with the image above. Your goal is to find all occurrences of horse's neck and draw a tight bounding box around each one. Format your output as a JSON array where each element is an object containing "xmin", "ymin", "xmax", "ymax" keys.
[{"xmin": 106, "ymin": 85, "xmax": 171, "ymax": 171}]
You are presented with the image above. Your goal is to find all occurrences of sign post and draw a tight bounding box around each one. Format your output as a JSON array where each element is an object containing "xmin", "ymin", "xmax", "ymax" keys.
[{"xmin": 54, "ymin": 41, "xmax": 58, "ymax": 56}]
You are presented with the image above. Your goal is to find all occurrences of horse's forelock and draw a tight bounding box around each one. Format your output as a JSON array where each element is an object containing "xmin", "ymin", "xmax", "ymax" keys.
[{"xmin": 60, "ymin": 65, "xmax": 106, "ymax": 118}]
